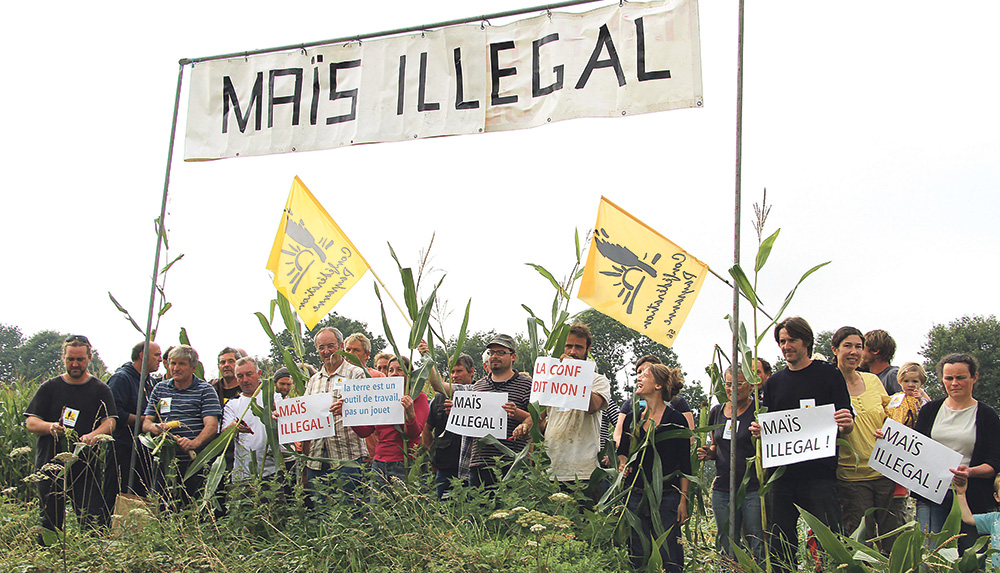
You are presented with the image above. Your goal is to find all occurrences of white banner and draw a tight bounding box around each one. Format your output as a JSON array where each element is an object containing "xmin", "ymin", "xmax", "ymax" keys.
[
  {"xmin": 276, "ymin": 393, "xmax": 335, "ymax": 444},
  {"xmin": 446, "ymin": 390, "xmax": 508, "ymax": 439},
  {"xmin": 185, "ymin": 0, "xmax": 702, "ymax": 160},
  {"xmin": 341, "ymin": 377, "xmax": 404, "ymax": 427},
  {"xmin": 530, "ymin": 357, "xmax": 595, "ymax": 411},
  {"xmin": 869, "ymin": 419, "xmax": 963, "ymax": 505},
  {"xmin": 759, "ymin": 404, "xmax": 838, "ymax": 469}
]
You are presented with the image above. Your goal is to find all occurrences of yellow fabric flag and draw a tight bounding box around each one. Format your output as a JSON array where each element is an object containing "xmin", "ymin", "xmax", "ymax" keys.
[
  {"xmin": 266, "ymin": 177, "xmax": 370, "ymax": 329},
  {"xmin": 578, "ymin": 197, "xmax": 708, "ymax": 347}
]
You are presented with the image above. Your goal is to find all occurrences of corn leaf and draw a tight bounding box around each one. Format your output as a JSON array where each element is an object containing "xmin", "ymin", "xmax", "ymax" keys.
[
  {"xmin": 108, "ymin": 292, "xmax": 145, "ymax": 335},
  {"xmin": 756, "ymin": 261, "xmax": 832, "ymax": 346},
  {"xmin": 728, "ymin": 265, "xmax": 759, "ymax": 309},
  {"xmin": 754, "ymin": 229, "xmax": 780, "ymax": 272},
  {"xmin": 159, "ymin": 253, "xmax": 185, "ymax": 275},
  {"xmin": 178, "ymin": 327, "xmax": 205, "ymax": 380},
  {"xmin": 798, "ymin": 505, "xmax": 866, "ymax": 570},
  {"xmin": 184, "ymin": 424, "xmax": 238, "ymax": 481},
  {"xmin": 448, "ymin": 299, "xmax": 472, "ymax": 372},
  {"xmin": 276, "ymin": 292, "xmax": 305, "ymax": 360},
  {"xmin": 156, "ymin": 302, "xmax": 173, "ymax": 318},
  {"xmin": 254, "ymin": 312, "xmax": 307, "ymax": 395},
  {"xmin": 525, "ymin": 263, "xmax": 565, "ymax": 297}
]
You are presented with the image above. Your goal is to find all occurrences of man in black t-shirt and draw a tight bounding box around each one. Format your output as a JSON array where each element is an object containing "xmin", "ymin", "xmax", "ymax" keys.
[
  {"xmin": 422, "ymin": 354, "xmax": 475, "ymax": 499},
  {"xmin": 24, "ymin": 335, "xmax": 117, "ymax": 540},
  {"xmin": 750, "ymin": 317, "xmax": 854, "ymax": 573}
]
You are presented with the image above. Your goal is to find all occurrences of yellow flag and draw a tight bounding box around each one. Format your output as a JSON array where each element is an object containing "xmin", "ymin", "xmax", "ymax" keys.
[
  {"xmin": 578, "ymin": 197, "xmax": 708, "ymax": 347},
  {"xmin": 266, "ymin": 177, "xmax": 370, "ymax": 329}
]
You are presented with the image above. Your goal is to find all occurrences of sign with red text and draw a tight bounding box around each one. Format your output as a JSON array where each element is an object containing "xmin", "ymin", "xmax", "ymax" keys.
[
  {"xmin": 759, "ymin": 404, "xmax": 837, "ymax": 469},
  {"xmin": 869, "ymin": 419, "xmax": 962, "ymax": 505},
  {"xmin": 276, "ymin": 393, "xmax": 335, "ymax": 444},
  {"xmin": 530, "ymin": 357, "xmax": 595, "ymax": 411},
  {"xmin": 446, "ymin": 391, "xmax": 508, "ymax": 439},
  {"xmin": 341, "ymin": 377, "xmax": 404, "ymax": 427}
]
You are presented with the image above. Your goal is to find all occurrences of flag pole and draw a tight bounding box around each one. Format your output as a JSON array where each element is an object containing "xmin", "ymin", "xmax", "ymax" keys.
[
  {"xmin": 729, "ymin": 0, "xmax": 747, "ymax": 557},
  {"xmin": 128, "ymin": 60, "xmax": 187, "ymax": 493},
  {"xmin": 368, "ymin": 267, "xmax": 413, "ymax": 329}
]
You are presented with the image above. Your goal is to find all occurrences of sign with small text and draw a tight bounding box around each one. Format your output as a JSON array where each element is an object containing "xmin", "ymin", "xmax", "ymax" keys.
[{"xmin": 342, "ymin": 377, "xmax": 404, "ymax": 426}]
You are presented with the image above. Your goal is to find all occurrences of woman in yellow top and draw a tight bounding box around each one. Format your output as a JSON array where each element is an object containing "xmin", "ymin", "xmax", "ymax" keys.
[{"xmin": 832, "ymin": 326, "xmax": 893, "ymax": 552}]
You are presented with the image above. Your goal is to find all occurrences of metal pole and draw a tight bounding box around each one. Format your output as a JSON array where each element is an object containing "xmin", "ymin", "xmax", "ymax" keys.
[
  {"xmin": 185, "ymin": 0, "xmax": 607, "ymax": 65},
  {"xmin": 730, "ymin": 0, "xmax": 747, "ymax": 557},
  {"xmin": 127, "ymin": 61, "xmax": 186, "ymax": 493}
]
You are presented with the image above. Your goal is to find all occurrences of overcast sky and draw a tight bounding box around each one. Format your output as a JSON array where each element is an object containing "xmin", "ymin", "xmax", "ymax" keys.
[{"xmin": 2, "ymin": 1, "xmax": 997, "ymax": 390}]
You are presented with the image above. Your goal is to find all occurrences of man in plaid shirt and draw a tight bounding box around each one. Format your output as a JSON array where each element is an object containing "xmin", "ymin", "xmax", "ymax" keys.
[{"xmin": 301, "ymin": 327, "xmax": 366, "ymax": 507}]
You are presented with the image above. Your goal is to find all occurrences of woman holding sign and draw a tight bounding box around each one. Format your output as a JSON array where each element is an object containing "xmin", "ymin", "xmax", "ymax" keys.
[
  {"xmin": 913, "ymin": 353, "xmax": 1000, "ymax": 556},
  {"xmin": 831, "ymin": 326, "xmax": 893, "ymax": 552},
  {"xmin": 617, "ymin": 363, "xmax": 689, "ymax": 573},
  {"xmin": 347, "ymin": 357, "xmax": 428, "ymax": 483}
]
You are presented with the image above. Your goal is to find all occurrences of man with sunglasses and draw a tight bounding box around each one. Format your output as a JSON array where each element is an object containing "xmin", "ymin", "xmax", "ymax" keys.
[{"xmin": 24, "ymin": 335, "xmax": 118, "ymax": 542}]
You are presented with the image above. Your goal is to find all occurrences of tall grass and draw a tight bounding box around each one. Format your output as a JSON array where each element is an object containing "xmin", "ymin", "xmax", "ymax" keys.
[{"xmin": 0, "ymin": 376, "xmax": 38, "ymax": 503}]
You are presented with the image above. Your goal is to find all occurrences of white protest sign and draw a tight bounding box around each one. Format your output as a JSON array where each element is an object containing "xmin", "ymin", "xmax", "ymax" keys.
[
  {"xmin": 530, "ymin": 357, "xmax": 595, "ymax": 411},
  {"xmin": 869, "ymin": 418, "xmax": 963, "ymax": 505},
  {"xmin": 446, "ymin": 391, "xmax": 508, "ymax": 439},
  {"xmin": 759, "ymin": 404, "xmax": 838, "ymax": 469},
  {"xmin": 341, "ymin": 377, "xmax": 404, "ymax": 427},
  {"xmin": 276, "ymin": 393, "xmax": 335, "ymax": 444}
]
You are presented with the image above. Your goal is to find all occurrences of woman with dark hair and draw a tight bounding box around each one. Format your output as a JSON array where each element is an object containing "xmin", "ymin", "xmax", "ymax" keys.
[
  {"xmin": 832, "ymin": 326, "xmax": 893, "ymax": 551},
  {"xmin": 617, "ymin": 363, "xmax": 690, "ymax": 572},
  {"xmin": 913, "ymin": 353, "xmax": 1000, "ymax": 555},
  {"xmin": 349, "ymin": 356, "xmax": 428, "ymax": 483}
]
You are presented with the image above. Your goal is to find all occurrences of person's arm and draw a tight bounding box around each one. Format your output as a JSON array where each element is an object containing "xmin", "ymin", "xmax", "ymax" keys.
[
  {"xmin": 421, "ymin": 422, "xmax": 434, "ymax": 452},
  {"xmin": 614, "ymin": 412, "xmax": 626, "ymax": 447},
  {"xmin": 502, "ymin": 402, "xmax": 530, "ymax": 423},
  {"xmin": 588, "ymin": 392, "xmax": 607, "ymax": 415},
  {"xmin": 427, "ymin": 366, "xmax": 453, "ymax": 397},
  {"xmin": 80, "ymin": 417, "xmax": 115, "ymax": 445},
  {"xmin": 678, "ymin": 476, "xmax": 690, "ymax": 523},
  {"xmin": 402, "ymin": 394, "xmax": 427, "ymax": 440},
  {"xmin": 142, "ymin": 415, "xmax": 162, "ymax": 435},
  {"xmin": 176, "ymin": 416, "xmax": 219, "ymax": 451},
  {"xmin": 952, "ymin": 466, "xmax": 976, "ymax": 526},
  {"xmin": 26, "ymin": 416, "xmax": 62, "ymax": 437}
]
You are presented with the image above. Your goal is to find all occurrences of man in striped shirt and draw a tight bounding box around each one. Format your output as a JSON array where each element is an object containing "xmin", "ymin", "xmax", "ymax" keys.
[{"xmin": 143, "ymin": 344, "xmax": 222, "ymax": 507}]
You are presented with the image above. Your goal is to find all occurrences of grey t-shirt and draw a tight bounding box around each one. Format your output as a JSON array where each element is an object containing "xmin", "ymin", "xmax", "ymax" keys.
[{"xmin": 877, "ymin": 365, "xmax": 901, "ymax": 395}]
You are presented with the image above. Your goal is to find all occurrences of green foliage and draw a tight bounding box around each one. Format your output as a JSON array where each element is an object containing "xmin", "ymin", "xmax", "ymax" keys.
[
  {"xmin": 920, "ymin": 314, "xmax": 1000, "ymax": 403},
  {"xmin": 0, "ymin": 326, "xmax": 108, "ymax": 383}
]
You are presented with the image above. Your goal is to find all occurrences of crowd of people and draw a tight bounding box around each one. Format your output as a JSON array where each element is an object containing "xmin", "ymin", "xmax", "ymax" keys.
[{"xmin": 22, "ymin": 317, "xmax": 997, "ymax": 571}]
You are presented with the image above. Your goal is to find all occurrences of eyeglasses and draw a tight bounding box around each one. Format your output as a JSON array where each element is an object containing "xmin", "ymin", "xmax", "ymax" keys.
[
  {"xmin": 486, "ymin": 349, "xmax": 511, "ymax": 357},
  {"xmin": 65, "ymin": 334, "xmax": 90, "ymax": 344}
]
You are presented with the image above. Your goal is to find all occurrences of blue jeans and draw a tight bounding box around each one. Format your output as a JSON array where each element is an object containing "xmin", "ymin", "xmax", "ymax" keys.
[
  {"xmin": 371, "ymin": 460, "xmax": 406, "ymax": 484},
  {"xmin": 434, "ymin": 468, "xmax": 459, "ymax": 500},
  {"xmin": 712, "ymin": 488, "xmax": 764, "ymax": 563},
  {"xmin": 305, "ymin": 458, "xmax": 363, "ymax": 513},
  {"xmin": 916, "ymin": 496, "xmax": 981, "ymax": 557}
]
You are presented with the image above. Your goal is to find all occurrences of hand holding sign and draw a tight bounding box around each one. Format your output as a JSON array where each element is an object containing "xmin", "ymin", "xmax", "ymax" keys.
[{"xmin": 276, "ymin": 394, "xmax": 336, "ymax": 445}]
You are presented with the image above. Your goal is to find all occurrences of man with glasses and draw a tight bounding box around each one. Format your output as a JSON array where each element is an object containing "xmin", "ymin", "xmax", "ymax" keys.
[
  {"xmin": 24, "ymin": 335, "xmax": 118, "ymax": 541},
  {"xmin": 301, "ymin": 327, "xmax": 367, "ymax": 506},
  {"xmin": 467, "ymin": 334, "xmax": 532, "ymax": 488}
]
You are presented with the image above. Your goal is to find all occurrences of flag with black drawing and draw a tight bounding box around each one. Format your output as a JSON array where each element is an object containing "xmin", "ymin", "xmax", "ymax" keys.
[
  {"xmin": 266, "ymin": 176, "xmax": 370, "ymax": 329},
  {"xmin": 577, "ymin": 196, "xmax": 707, "ymax": 347}
]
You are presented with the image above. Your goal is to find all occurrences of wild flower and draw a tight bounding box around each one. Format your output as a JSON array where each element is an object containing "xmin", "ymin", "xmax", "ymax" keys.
[
  {"xmin": 2, "ymin": 487, "xmax": 16, "ymax": 495},
  {"xmin": 90, "ymin": 434, "xmax": 114, "ymax": 444},
  {"xmin": 40, "ymin": 463, "xmax": 63, "ymax": 473},
  {"xmin": 489, "ymin": 511, "xmax": 510, "ymax": 520},
  {"xmin": 530, "ymin": 524, "xmax": 546, "ymax": 533},
  {"xmin": 9, "ymin": 446, "xmax": 32, "ymax": 458},
  {"xmin": 23, "ymin": 473, "xmax": 47, "ymax": 483},
  {"xmin": 548, "ymin": 492, "xmax": 574, "ymax": 504},
  {"xmin": 53, "ymin": 452, "xmax": 78, "ymax": 463},
  {"xmin": 511, "ymin": 506, "xmax": 528, "ymax": 513},
  {"xmin": 526, "ymin": 540, "xmax": 539, "ymax": 547}
]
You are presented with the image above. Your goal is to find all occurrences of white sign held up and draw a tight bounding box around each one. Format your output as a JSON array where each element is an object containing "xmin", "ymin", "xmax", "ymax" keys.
[
  {"xmin": 276, "ymin": 393, "xmax": 335, "ymax": 444},
  {"xmin": 869, "ymin": 419, "xmax": 962, "ymax": 505},
  {"xmin": 530, "ymin": 357, "xmax": 595, "ymax": 411},
  {"xmin": 446, "ymin": 391, "xmax": 507, "ymax": 439},
  {"xmin": 759, "ymin": 404, "xmax": 838, "ymax": 469},
  {"xmin": 342, "ymin": 377, "xmax": 405, "ymax": 427}
]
